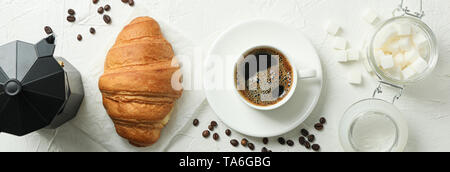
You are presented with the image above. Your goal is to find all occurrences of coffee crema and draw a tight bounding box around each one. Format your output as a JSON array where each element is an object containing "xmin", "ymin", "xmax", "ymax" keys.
[{"xmin": 234, "ymin": 47, "xmax": 293, "ymax": 107}]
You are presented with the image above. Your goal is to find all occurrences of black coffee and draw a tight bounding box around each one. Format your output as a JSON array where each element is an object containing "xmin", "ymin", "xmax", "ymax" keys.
[{"xmin": 234, "ymin": 47, "xmax": 293, "ymax": 107}]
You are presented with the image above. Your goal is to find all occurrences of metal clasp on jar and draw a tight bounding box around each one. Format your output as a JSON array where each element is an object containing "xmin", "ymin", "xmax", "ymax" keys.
[
  {"xmin": 373, "ymin": 81, "xmax": 404, "ymax": 104},
  {"xmin": 393, "ymin": 0, "xmax": 425, "ymax": 19}
]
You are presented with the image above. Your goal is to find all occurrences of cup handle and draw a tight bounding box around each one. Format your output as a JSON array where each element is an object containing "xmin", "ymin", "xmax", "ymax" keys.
[{"xmin": 298, "ymin": 69, "xmax": 317, "ymax": 79}]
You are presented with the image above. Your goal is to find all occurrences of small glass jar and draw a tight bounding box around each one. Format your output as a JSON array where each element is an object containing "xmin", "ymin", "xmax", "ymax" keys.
[{"xmin": 340, "ymin": 1, "xmax": 438, "ymax": 152}]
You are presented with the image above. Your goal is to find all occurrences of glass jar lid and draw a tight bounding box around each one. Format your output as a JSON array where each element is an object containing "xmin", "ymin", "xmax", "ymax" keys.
[{"xmin": 339, "ymin": 98, "xmax": 408, "ymax": 152}]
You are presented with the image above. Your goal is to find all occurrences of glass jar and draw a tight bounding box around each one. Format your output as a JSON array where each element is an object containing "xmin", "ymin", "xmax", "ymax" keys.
[{"xmin": 340, "ymin": 0, "xmax": 438, "ymax": 152}]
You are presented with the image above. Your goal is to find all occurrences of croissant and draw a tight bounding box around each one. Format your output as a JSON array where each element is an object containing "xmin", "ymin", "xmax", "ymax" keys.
[{"xmin": 99, "ymin": 17, "xmax": 183, "ymax": 147}]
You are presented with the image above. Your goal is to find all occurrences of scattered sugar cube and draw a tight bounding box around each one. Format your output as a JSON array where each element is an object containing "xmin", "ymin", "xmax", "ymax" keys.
[
  {"xmin": 398, "ymin": 37, "xmax": 412, "ymax": 51},
  {"xmin": 380, "ymin": 54, "xmax": 395, "ymax": 69},
  {"xmin": 348, "ymin": 70, "xmax": 362, "ymax": 85},
  {"xmin": 395, "ymin": 23, "xmax": 412, "ymax": 36},
  {"xmin": 402, "ymin": 66, "xmax": 417, "ymax": 79},
  {"xmin": 404, "ymin": 49, "xmax": 420, "ymax": 64},
  {"xmin": 326, "ymin": 22, "xmax": 341, "ymax": 36},
  {"xmin": 336, "ymin": 50, "xmax": 348, "ymax": 63},
  {"xmin": 334, "ymin": 37, "xmax": 347, "ymax": 50},
  {"xmin": 410, "ymin": 57, "xmax": 428, "ymax": 74},
  {"xmin": 413, "ymin": 33, "xmax": 428, "ymax": 50},
  {"xmin": 363, "ymin": 10, "xmax": 379, "ymax": 25},
  {"xmin": 347, "ymin": 49, "xmax": 360, "ymax": 61}
]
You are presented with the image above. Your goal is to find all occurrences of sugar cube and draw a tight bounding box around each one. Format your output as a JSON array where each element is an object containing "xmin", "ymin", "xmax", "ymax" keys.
[
  {"xmin": 404, "ymin": 49, "xmax": 420, "ymax": 64},
  {"xmin": 374, "ymin": 49, "xmax": 384, "ymax": 66},
  {"xmin": 385, "ymin": 66, "xmax": 403, "ymax": 80},
  {"xmin": 336, "ymin": 50, "xmax": 348, "ymax": 63},
  {"xmin": 398, "ymin": 37, "xmax": 412, "ymax": 51},
  {"xmin": 363, "ymin": 10, "xmax": 379, "ymax": 25},
  {"xmin": 334, "ymin": 37, "xmax": 347, "ymax": 50},
  {"xmin": 363, "ymin": 56, "xmax": 373, "ymax": 73},
  {"xmin": 375, "ymin": 26, "xmax": 398, "ymax": 49},
  {"xmin": 410, "ymin": 57, "xmax": 428, "ymax": 74},
  {"xmin": 347, "ymin": 49, "xmax": 360, "ymax": 61},
  {"xmin": 380, "ymin": 54, "xmax": 395, "ymax": 69},
  {"xmin": 413, "ymin": 33, "xmax": 428, "ymax": 50},
  {"xmin": 402, "ymin": 66, "xmax": 417, "ymax": 79},
  {"xmin": 395, "ymin": 24, "xmax": 412, "ymax": 36},
  {"xmin": 326, "ymin": 22, "xmax": 341, "ymax": 36},
  {"xmin": 385, "ymin": 41, "xmax": 400, "ymax": 54},
  {"xmin": 348, "ymin": 70, "xmax": 362, "ymax": 85},
  {"xmin": 394, "ymin": 53, "xmax": 407, "ymax": 68}
]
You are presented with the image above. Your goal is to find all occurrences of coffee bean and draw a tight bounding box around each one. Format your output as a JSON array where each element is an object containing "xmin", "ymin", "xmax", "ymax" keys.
[
  {"xmin": 128, "ymin": 0, "xmax": 135, "ymax": 6},
  {"xmin": 89, "ymin": 27, "xmax": 96, "ymax": 35},
  {"xmin": 210, "ymin": 121, "xmax": 218, "ymax": 127},
  {"xmin": 77, "ymin": 34, "xmax": 82, "ymax": 41},
  {"xmin": 278, "ymin": 137, "xmax": 286, "ymax": 145},
  {"xmin": 314, "ymin": 123, "xmax": 324, "ymax": 131},
  {"xmin": 193, "ymin": 119, "xmax": 199, "ymax": 127},
  {"xmin": 263, "ymin": 138, "xmax": 269, "ymax": 145},
  {"xmin": 44, "ymin": 26, "xmax": 53, "ymax": 35},
  {"xmin": 208, "ymin": 125, "xmax": 214, "ymax": 131},
  {"xmin": 230, "ymin": 139, "xmax": 239, "ymax": 147},
  {"xmin": 307, "ymin": 135, "xmax": 315, "ymax": 142},
  {"xmin": 241, "ymin": 138, "xmax": 248, "ymax": 147},
  {"xmin": 68, "ymin": 9, "xmax": 75, "ymax": 15},
  {"xmin": 121, "ymin": 0, "xmax": 129, "ymax": 3},
  {"xmin": 67, "ymin": 15, "xmax": 76, "ymax": 22},
  {"xmin": 320, "ymin": 117, "xmax": 327, "ymax": 124},
  {"xmin": 268, "ymin": 150, "xmax": 272, "ymax": 152},
  {"xmin": 104, "ymin": 5, "xmax": 111, "ymax": 11},
  {"xmin": 248, "ymin": 143, "xmax": 255, "ymax": 150},
  {"xmin": 304, "ymin": 141, "xmax": 311, "ymax": 149},
  {"xmin": 312, "ymin": 144, "xmax": 320, "ymax": 151},
  {"xmin": 299, "ymin": 136, "xmax": 306, "ymax": 145},
  {"xmin": 213, "ymin": 133, "xmax": 219, "ymax": 141},
  {"xmin": 103, "ymin": 15, "xmax": 112, "ymax": 24},
  {"xmin": 225, "ymin": 129, "xmax": 231, "ymax": 136},
  {"xmin": 92, "ymin": 0, "xmax": 99, "ymax": 4},
  {"xmin": 98, "ymin": 7, "xmax": 104, "ymax": 14},
  {"xmin": 301, "ymin": 129, "xmax": 309, "ymax": 137},
  {"xmin": 202, "ymin": 130, "xmax": 210, "ymax": 138},
  {"xmin": 262, "ymin": 147, "xmax": 268, "ymax": 152},
  {"xmin": 287, "ymin": 140, "xmax": 294, "ymax": 146}
]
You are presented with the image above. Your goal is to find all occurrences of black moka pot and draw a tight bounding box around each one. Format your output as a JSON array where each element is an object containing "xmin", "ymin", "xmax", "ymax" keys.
[{"xmin": 0, "ymin": 35, "xmax": 84, "ymax": 136}]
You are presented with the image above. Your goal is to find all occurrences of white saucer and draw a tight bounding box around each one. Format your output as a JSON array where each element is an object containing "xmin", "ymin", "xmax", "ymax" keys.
[{"xmin": 204, "ymin": 19, "xmax": 323, "ymax": 138}]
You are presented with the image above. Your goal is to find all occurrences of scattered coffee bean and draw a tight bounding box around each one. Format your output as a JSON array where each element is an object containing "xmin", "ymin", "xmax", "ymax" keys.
[
  {"xmin": 320, "ymin": 117, "xmax": 327, "ymax": 124},
  {"xmin": 210, "ymin": 121, "xmax": 218, "ymax": 127},
  {"xmin": 278, "ymin": 137, "xmax": 286, "ymax": 145},
  {"xmin": 208, "ymin": 125, "xmax": 214, "ymax": 131},
  {"xmin": 241, "ymin": 138, "xmax": 248, "ymax": 147},
  {"xmin": 304, "ymin": 141, "xmax": 311, "ymax": 149},
  {"xmin": 193, "ymin": 119, "xmax": 199, "ymax": 127},
  {"xmin": 67, "ymin": 15, "xmax": 76, "ymax": 22},
  {"xmin": 268, "ymin": 150, "xmax": 273, "ymax": 152},
  {"xmin": 68, "ymin": 9, "xmax": 75, "ymax": 15},
  {"xmin": 301, "ymin": 129, "xmax": 309, "ymax": 137},
  {"xmin": 77, "ymin": 34, "xmax": 82, "ymax": 41},
  {"xmin": 92, "ymin": 0, "xmax": 99, "ymax": 4},
  {"xmin": 89, "ymin": 27, "xmax": 96, "ymax": 34},
  {"xmin": 128, "ymin": 0, "xmax": 135, "ymax": 6},
  {"xmin": 103, "ymin": 15, "xmax": 112, "ymax": 24},
  {"xmin": 299, "ymin": 136, "xmax": 306, "ymax": 145},
  {"xmin": 44, "ymin": 26, "xmax": 53, "ymax": 34},
  {"xmin": 225, "ymin": 129, "xmax": 231, "ymax": 136},
  {"xmin": 287, "ymin": 140, "xmax": 294, "ymax": 146},
  {"xmin": 202, "ymin": 130, "xmax": 210, "ymax": 138},
  {"xmin": 312, "ymin": 144, "xmax": 320, "ymax": 151},
  {"xmin": 98, "ymin": 7, "xmax": 104, "ymax": 14},
  {"xmin": 121, "ymin": 0, "xmax": 129, "ymax": 3},
  {"xmin": 230, "ymin": 139, "xmax": 239, "ymax": 147},
  {"xmin": 314, "ymin": 123, "xmax": 324, "ymax": 131},
  {"xmin": 104, "ymin": 5, "xmax": 111, "ymax": 11},
  {"xmin": 261, "ymin": 147, "xmax": 268, "ymax": 152},
  {"xmin": 248, "ymin": 143, "xmax": 255, "ymax": 150},
  {"xmin": 307, "ymin": 135, "xmax": 315, "ymax": 142},
  {"xmin": 213, "ymin": 133, "xmax": 219, "ymax": 141},
  {"xmin": 263, "ymin": 138, "xmax": 269, "ymax": 145}
]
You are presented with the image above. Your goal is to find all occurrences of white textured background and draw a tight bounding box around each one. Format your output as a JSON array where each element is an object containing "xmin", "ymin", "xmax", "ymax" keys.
[{"xmin": 0, "ymin": 0, "xmax": 449, "ymax": 152}]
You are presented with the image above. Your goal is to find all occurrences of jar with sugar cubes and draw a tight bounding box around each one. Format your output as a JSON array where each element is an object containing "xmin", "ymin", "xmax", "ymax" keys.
[{"xmin": 339, "ymin": 0, "xmax": 438, "ymax": 152}]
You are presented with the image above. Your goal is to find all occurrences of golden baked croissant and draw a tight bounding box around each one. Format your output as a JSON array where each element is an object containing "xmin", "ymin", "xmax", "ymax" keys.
[{"xmin": 99, "ymin": 17, "xmax": 183, "ymax": 147}]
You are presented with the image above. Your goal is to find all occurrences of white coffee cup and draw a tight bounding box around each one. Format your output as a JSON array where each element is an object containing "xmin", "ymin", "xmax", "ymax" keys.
[{"xmin": 233, "ymin": 45, "xmax": 317, "ymax": 111}]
